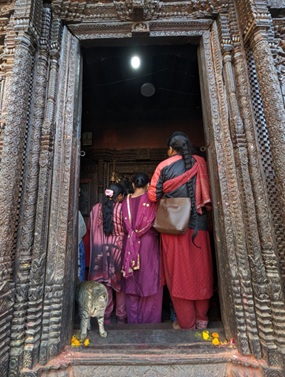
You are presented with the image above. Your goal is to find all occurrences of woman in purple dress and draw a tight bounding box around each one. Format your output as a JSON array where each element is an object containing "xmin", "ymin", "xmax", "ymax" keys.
[{"xmin": 121, "ymin": 173, "xmax": 163, "ymax": 324}]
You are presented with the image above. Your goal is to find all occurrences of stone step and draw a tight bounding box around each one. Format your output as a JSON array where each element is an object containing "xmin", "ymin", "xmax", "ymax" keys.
[{"xmin": 25, "ymin": 323, "xmax": 268, "ymax": 377}]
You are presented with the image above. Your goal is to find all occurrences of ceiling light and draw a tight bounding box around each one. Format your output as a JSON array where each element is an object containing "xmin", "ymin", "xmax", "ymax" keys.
[{"xmin": 130, "ymin": 56, "xmax": 141, "ymax": 69}]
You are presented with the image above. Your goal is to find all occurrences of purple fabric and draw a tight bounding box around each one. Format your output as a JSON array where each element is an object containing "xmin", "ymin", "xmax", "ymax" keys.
[
  {"xmin": 122, "ymin": 193, "xmax": 161, "ymax": 297},
  {"xmin": 121, "ymin": 193, "xmax": 163, "ymax": 323},
  {"xmin": 125, "ymin": 287, "xmax": 163, "ymax": 324},
  {"xmin": 122, "ymin": 193, "xmax": 157, "ymax": 279},
  {"xmin": 88, "ymin": 202, "xmax": 124, "ymax": 292}
]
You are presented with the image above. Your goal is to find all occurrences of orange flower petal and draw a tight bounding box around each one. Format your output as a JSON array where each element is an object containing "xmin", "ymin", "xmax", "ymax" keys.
[{"xmin": 212, "ymin": 332, "xmax": 220, "ymax": 338}]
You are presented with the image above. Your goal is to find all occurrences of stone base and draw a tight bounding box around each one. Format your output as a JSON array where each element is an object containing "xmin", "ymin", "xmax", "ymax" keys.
[{"xmin": 20, "ymin": 323, "xmax": 283, "ymax": 377}]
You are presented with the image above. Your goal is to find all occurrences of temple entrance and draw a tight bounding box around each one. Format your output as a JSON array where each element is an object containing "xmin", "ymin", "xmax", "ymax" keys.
[
  {"xmin": 2, "ymin": 1, "xmax": 285, "ymax": 373},
  {"xmin": 78, "ymin": 38, "xmax": 221, "ymax": 331}
]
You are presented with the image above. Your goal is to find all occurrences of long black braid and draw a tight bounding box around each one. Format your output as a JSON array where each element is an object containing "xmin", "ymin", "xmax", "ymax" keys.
[
  {"xmin": 167, "ymin": 131, "xmax": 199, "ymax": 244},
  {"xmin": 102, "ymin": 183, "xmax": 125, "ymax": 235}
]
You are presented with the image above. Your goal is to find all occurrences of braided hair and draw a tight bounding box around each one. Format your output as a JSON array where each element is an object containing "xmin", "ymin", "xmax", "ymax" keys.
[
  {"xmin": 102, "ymin": 183, "xmax": 125, "ymax": 235},
  {"xmin": 167, "ymin": 131, "xmax": 199, "ymax": 243}
]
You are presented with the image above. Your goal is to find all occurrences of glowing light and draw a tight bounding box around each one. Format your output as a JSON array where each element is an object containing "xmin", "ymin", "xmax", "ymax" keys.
[{"xmin": 130, "ymin": 56, "xmax": 141, "ymax": 69}]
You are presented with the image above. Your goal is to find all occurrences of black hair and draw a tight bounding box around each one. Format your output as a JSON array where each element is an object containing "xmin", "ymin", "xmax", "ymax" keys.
[
  {"xmin": 167, "ymin": 131, "xmax": 199, "ymax": 244},
  {"xmin": 102, "ymin": 183, "xmax": 125, "ymax": 235},
  {"xmin": 132, "ymin": 172, "xmax": 150, "ymax": 188}
]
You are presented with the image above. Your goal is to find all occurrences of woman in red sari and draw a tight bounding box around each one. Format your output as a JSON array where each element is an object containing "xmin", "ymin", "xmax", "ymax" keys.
[
  {"xmin": 89, "ymin": 183, "xmax": 126, "ymax": 324},
  {"xmin": 148, "ymin": 132, "xmax": 213, "ymax": 329},
  {"xmin": 121, "ymin": 173, "xmax": 163, "ymax": 324}
]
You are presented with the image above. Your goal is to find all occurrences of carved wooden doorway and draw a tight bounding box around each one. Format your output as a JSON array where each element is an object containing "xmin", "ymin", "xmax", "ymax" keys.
[{"xmin": 78, "ymin": 38, "xmax": 221, "ymax": 330}]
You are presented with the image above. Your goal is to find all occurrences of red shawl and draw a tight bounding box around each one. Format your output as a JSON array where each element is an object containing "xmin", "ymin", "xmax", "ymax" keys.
[{"xmin": 162, "ymin": 155, "xmax": 211, "ymax": 214}]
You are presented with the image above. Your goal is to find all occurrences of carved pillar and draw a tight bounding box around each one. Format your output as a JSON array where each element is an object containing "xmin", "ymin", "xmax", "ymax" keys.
[
  {"xmin": 222, "ymin": 46, "xmax": 264, "ymax": 359},
  {"xmin": 7, "ymin": 7, "xmax": 54, "ymax": 374},
  {"xmin": 250, "ymin": 29, "xmax": 285, "ymax": 209},
  {"xmin": 200, "ymin": 26, "xmax": 252, "ymax": 355},
  {"xmin": 0, "ymin": 13, "xmax": 38, "ymax": 377},
  {"xmin": 0, "ymin": 8, "xmax": 17, "ymax": 377},
  {"xmin": 218, "ymin": 0, "xmax": 285, "ymax": 369},
  {"xmin": 232, "ymin": 42, "xmax": 285, "ymax": 370},
  {"xmin": 39, "ymin": 25, "xmax": 81, "ymax": 365},
  {"xmin": 23, "ymin": 17, "xmax": 62, "ymax": 372}
]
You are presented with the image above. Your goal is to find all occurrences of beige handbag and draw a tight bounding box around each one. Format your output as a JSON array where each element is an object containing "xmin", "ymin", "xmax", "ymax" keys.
[{"xmin": 153, "ymin": 197, "xmax": 191, "ymax": 235}]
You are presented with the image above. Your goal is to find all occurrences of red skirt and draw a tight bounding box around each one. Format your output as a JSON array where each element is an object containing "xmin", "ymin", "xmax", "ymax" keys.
[{"xmin": 161, "ymin": 229, "xmax": 213, "ymax": 300}]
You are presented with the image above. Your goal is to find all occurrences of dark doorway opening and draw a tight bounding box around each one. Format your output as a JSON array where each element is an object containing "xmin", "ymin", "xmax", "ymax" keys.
[{"xmin": 78, "ymin": 38, "xmax": 221, "ymax": 333}]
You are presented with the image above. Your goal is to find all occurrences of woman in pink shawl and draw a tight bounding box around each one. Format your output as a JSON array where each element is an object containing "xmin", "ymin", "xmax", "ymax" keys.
[
  {"xmin": 121, "ymin": 173, "xmax": 163, "ymax": 324},
  {"xmin": 89, "ymin": 183, "xmax": 126, "ymax": 324}
]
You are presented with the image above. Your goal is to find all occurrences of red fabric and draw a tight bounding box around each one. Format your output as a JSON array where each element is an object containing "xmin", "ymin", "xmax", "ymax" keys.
[
  {"xmin": 192, "ymin": 155, "xmax": 212, "ymax": 213},
  {"xmin": 161, "ymin": 155, "xmax": 211, "ymax": 214},
  {"xmin": 162, "ymin": 156, "xmax": 197, "ymax": 192},
  {"xmin": 171, "ymin": 297, "xmax": 210, "ymax": 329},
  {"xmin": 161, "ymin": 229, "xmax": 213, "ymax": 301},
  {"xmin": 83, "ymin": 228, "xmax": 90, "ymax": 267},
  {"xmin": 161, "ymin": 229, "xmax": 213, "ymax": 328},
  {"xmin": 148, "ymin": 155, "xmax": 182, "ymax": 202}
]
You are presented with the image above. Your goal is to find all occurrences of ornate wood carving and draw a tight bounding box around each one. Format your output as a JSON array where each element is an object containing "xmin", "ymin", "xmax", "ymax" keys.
[
  {"xmin": 8, "ymin": 5, "xmax": 51, "ymax": 373},
  {"xmin": 250, "ymin": 30, "xmax": 285, "ymax": 219},
  {"xmin": 50, "ymin": 0, "xmax": 217, "ymax": 23},
  {"xmin": 272, "ymin": 19, "xmax": 285, "ymax": 106},
  {"xmin": 38, "ymin": 26, "xmax": 80, "ymax": 365},
  {"xmin": 0, "ymin": 2, "xmax": 38, "ymax": 376},
  {"xmin": 25, "ymin": 14, "xmax": 63, "ymax": 370},
  {"xmin": 0, "ymin": 0, "xmax": 285, "ymax": 376},
  {"xmin": 0, "ymin": 2, "xmax": 15, "ymax": 161},
  {"xmin": 216, "ymin": 1, "xmax": 285, "ymax": 367},
  {"xmin": 204, "ymin": 23, "xmax": 253, "ymax": 356},
  {"xmin": 215, "ymin": 6, "xmax": 283, "ymax": 367}
]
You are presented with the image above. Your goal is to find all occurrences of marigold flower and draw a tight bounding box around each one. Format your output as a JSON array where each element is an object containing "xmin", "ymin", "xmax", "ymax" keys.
[
  {"xmin": 83, "ymin": 338, "xmax": 90, "ymax": 346},
  {"xmin": 71, "ymin": 335, "xmax": 81, "ymax": 346},
  {"xmin": 202, "ymin": 330, "xmax": 210, "ymax": 341},
  {"xmin": 212, "ymin": 332, "xmax": 220, "ymax": 338},
  {"xmin": 212, "ymin": 338, "xmax": 220, "ymax": 346}
]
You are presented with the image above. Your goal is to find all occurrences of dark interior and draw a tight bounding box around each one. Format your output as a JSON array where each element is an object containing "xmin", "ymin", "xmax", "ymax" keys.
[{"xmin": 81, "ymin": 37, "xmax": 202, "ymax": 125}]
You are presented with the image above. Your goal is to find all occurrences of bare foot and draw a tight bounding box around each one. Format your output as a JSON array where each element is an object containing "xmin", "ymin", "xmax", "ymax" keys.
[{"xmin": 172, "ymin": 320, "xmax": 181, "ymax": 330}]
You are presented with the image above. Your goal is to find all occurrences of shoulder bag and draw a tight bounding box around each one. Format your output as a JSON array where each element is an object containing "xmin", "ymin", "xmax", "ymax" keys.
[{"xmin": 153, "ymin": 197, "xmax": 191, "ymax": 234}]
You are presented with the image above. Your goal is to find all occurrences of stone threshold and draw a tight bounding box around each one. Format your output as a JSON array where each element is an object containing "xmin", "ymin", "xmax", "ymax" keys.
[{"xmin": 21, "ymin": 324, "xmax": 282, "ymax": 376}]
